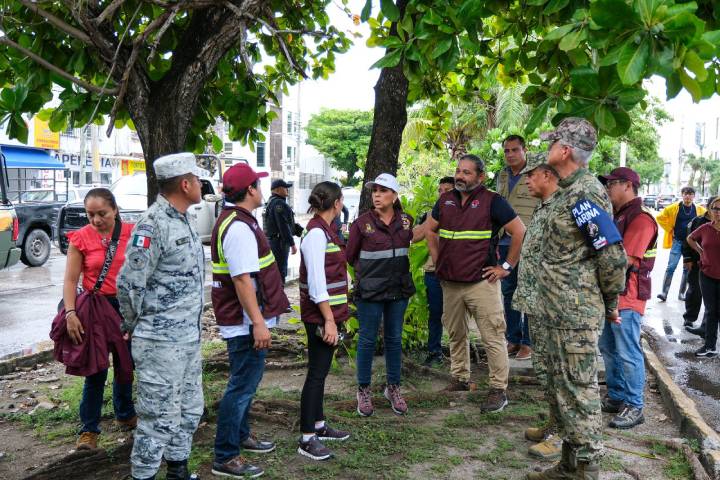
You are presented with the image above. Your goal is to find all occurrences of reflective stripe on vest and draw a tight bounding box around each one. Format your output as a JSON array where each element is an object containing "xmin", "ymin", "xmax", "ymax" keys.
[
  {"xmin": 259, "ymin": 251, "xmax": 276, "ymax": 269},
  {"xmin": 328, "ymin": 293, "xmax": 348, "ymax": 306},
  {"xmin": 300, "ymin": 280, "xmax": 348, "ymax": 290},
  {"xmin": 359, "ymin": 248, "xmax": 409, "ymax": 260},
  {"xmin": 439, "ymin": 229, "xmax": 491, "ymax": 240},
  {"xmin": 326, "ymin": 243, "xmax": 341, "ymax": 253},
  {"xmin": 212, "ymin": 211, "xmax": 276, "ymax": 273},
  {"xmin": 644, "ymin": 249, "xmax": 657, "ymax": 258}
]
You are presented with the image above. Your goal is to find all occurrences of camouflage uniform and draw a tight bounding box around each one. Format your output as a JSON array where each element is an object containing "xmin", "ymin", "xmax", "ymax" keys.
[
  {"xmin": 537, "ymin": 120, "xmax": 627, "ymax": 466},
  {"xmin": 117, "ymin": 154, "xmax": 205, "ymax": 480}
]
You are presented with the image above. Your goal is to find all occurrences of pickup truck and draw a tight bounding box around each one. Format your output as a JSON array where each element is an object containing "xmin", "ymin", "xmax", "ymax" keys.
[{"xmin": 0, "ymin": 151, "xmax": 21, "ymax": 269}]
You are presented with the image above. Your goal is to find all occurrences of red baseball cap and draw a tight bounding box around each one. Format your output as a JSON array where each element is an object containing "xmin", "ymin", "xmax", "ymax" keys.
[
  {"xmin": 598, "ymin": 167, "xmax": 640, "ymax": 188},
  {"xmin": 222, "ymin": 163, "xmax": 268, "ymax": 195}
]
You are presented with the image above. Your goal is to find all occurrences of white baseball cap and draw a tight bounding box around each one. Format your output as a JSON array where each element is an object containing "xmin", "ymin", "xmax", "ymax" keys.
[{"xmin": 365, "ymin": 173, "xmax": 400, "ymax": 193}]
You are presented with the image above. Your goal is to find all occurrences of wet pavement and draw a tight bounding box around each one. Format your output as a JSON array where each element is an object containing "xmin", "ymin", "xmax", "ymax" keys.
[{"xmin": 642, "ymin": 244, "xmax": 720, "ymax": 433}]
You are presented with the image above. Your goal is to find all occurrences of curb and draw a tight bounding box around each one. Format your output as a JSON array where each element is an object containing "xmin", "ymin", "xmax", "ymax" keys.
[
  {"xmin": 0, "ymin": 349, "xmax": 54, "ymax": 376},
  {"xmin": 642, "ymin": 338, "xmax": 720, "ymax": 479}
]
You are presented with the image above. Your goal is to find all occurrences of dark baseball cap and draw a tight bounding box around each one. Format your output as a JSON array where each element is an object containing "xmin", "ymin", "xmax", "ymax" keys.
[
  {"xmin": 598, "ymin": 167, "xmax": 640, "ymax": 188},
  {"xmin": 271, "ymin": 179, "xmax": 294, "ymax": 189},
  {"xmin": 222, "ymin": 163, "xmax": 268, "ymax": 195}
]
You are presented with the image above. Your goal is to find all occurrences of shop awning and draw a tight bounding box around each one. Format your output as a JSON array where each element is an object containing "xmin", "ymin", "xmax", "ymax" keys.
[{"xmin": 1, "ymin": 145, "xmax": 65, "ymax": 169}]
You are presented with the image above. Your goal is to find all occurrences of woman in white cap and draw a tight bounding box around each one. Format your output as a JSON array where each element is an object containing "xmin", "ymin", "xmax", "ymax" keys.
[{"xmin": 346, "ymin": 173, "xmax": 415, "ymax": 417}]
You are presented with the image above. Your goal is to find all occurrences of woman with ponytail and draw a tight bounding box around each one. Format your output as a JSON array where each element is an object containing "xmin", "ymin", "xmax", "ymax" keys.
[
  {"xmin": 62, "ymin": 188, "xmax": 136, "ymax": 450},
  {"xmin": 297, "ymin": 182, "xmax": 351, "ymax": 461}
]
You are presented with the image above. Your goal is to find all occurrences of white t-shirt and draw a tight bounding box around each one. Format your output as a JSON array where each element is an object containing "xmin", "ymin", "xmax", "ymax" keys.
[
  {"xmin": 218, "ymin": 221, "xmax": 278, "ymax": 338},
  {"xmin": 300, "ymin": 228, "xmax": 329, "ymax": 303}
]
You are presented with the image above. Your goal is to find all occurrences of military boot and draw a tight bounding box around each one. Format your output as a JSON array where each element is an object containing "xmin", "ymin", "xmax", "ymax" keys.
[
  {"xmin": 526, "ymin": 443, "xmax": 575, "ymax": 479},
  {"xmin": 575, "ymin": 461, "xmax": 600, "ymax": 480},
  {"xmin": 656, "ymin": 271, "xmax": 673, "ymax": 301},
  {"xmin": 166, "ymin": 459, "xmax": 200, "ymax": 480}
]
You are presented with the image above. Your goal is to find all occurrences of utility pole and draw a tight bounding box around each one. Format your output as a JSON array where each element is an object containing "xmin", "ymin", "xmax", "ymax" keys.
[
  {"xmin": 91, "ymin": 125, "xmax": 100, "ymax": 184},
  {"xmin": 79, "ymin": 126, "xmax": 87, "ymax": 185}
]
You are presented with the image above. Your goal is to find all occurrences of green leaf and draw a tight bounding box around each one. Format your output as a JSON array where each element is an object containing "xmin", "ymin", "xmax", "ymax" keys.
[
  {"xmin": 211, "ymin": 134, "xmax": 223, "ymax": 153},
  {"xmin": 543, "ymin": 0, "xmax": 569, "ymax": 15},
  {"xmin": 683, "ymin": 50, "xmax": 707, "ymax": 82},
  {"xmin": 663, "ymin": 12, "xmax": 698, "ymax": 40},
  {"xmin": 360, "ymin": 0, "xmax": 372, "ymax": 22},
  {"xmin": 590, "ymin": 0, "xmax": 636, "ymax": 27},
  {"xmin": 598, "ymin": 43, "xmax": 624, "ymax": 67},
  {"xmin": 636, "ymin": 0, "xmax": 661, "ymax": 24},
  {"xmin": 12, "ymin": 84, "xmax": 28, "ymax": 110},
  {"xmin": 527, "ymin": 0, "xmax": 547, "ymax": 5},
  {"xmin": 524, "ymin": 98, "xmax": 551, "ymax": 134},
  {"xmin": 570, "ymin": 66, "xmax": 600, "ymax": 96},
  {"xmin": 380, "ymin": 0, "xmax": 400, "ymax": 22},
  {"xmin": 558, "ymin": 27, "xmax": 587, "ymax": 51},
  {"xmin": 699, "ymin": 67, "xmax": 717, "ymax": 98},
  {"xmin": 665, "ymin": 72, "xmax": 682, "ymax": 99},
  {"xmin": 678, "ymin": 68, "xmax": 701, "ymax": 102},
  {"xmin": 35, "ymin": 108, "xmax": 53, "ymax": 121},
  {"xmin": 594, "ymin": 104, "xmax": 616, "ymax": 132},
  {"xmin": 615, "ymin": 88, "xmax": 646, "ymax": 108},
  {"xmin": 544, "ymin": 23, "xmax": 575, "ymax": 42},
  {"xmin": 610, "ymin": 108, "xmax": 631, "ymax": 136},
  {"xmin": 431, "ymin": 38, "xmax": 452, "ymax": 59},
  {"xmin": 48, "ymin": 109, "xmax": 67, "ymax": 132},
  {"xmin": 8, "ymin": 113, "xmax": 28, "ymax": 144},
  {"xmin": 617, "ymin": 37, "xmax": 649, "ymax": 84},
  {"xmin": 0, "ymin": 88, "xmax": 15, "ymax": 111},
  {"xmin": 370, "ymin": 49, "xmax": 402, "ymax": 69},
  {"xmin": 701, "ymin": 30, "xmax": 720, "ymax": 47}
]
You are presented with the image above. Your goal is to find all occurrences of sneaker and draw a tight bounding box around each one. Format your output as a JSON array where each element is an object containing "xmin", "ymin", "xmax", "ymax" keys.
[
  {"xmin": 481, "ymin": 389, "xmax": 508, "ymax": 413},
  {"xmin": 443, "ymin": 378, "xmax": 478, "ymax": 392},
  {"xmin": 609, "ymin": 406, "xmax": 645, "ymax": 429},
  {"xmin": 116, "ymin": 415, "xmax": 138, "ymax": 431},
  {"xmin": 686, "ymin": 326, "xmax": 706, "ymax": 338},
  {"xmin": 528, "ymin": 436, "xmax": 562, "ymax": 460},
  {"xmin": 241, "ymin": 434, "xmax": 275, "ymax": 453},
  {"xmin": 211, "ymin": 456, "xmax": 263, "ymax": 478},
  {"xmin": 695, "ymin": 346, "xmax": 718, "ymax": 358},
  {"xmin": 315, "ymin": 424, "xmax": 350, "ymax": 441},
  {"xmin": 678, "ymin": 292, "xmax": 686, "ymax": 301},
  {"xmin": 76, "ymin": 431, "xmax": 98, "ymax": 450},
  {"xmin": 515, "ymin": 345, "xmax": 532, "ymax": 361},
  {"xmin": 356, "ymin": 386, "xmax": 374, "ymax": 417},
  {"xmin": 600, "ymin": 395, "xmax": 624, "ymax": 413},
  {"xmin": 297, "ymin": 435, "xmax": 332, "ymax": 461},
  {"xmin": 507, "ymin": 343, "xmax": 520, "ymax": 356},
  {"xmin": 384, "ymin": 384, "xmax": 408, "ymax": 415},
  {"xmin": 422, "ymin": 352, "xmax": 444, "ymax": 367}
]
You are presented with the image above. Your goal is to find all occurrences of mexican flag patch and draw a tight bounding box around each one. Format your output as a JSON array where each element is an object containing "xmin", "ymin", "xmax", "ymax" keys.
[{"xmin": 132, "ymin": 234, "xmax": 151, "ymax": 249}]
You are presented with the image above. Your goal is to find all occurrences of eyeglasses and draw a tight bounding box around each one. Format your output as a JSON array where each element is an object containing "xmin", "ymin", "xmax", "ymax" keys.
[
  {"xmin": 710, "ymin": 207, "xmax": 720, "ymax": 212},
  {"xmin": 605, "ymin": 180, "xmax": 627, "ymax": 189}
]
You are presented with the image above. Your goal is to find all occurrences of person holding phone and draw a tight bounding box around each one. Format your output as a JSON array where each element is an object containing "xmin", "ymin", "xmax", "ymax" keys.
[{"xmin": 297, "ymin": 182, "xmax": 351, "ymax": 460}]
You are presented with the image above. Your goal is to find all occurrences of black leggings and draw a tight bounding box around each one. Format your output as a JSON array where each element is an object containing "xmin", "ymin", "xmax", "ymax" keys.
[
  {"xmin": 300, "ymin": 322, "xmax": 336, "ymax": 433},
  {"xmin": 701, "ymin": 273, "xmax": 720, "ymax": 349}
]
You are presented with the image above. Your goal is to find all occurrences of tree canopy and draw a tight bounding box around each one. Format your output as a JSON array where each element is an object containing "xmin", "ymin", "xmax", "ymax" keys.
[
  {"xmin": 0, "ymin": 0, "xmax": 350, "ymax": 202},
  {"xmin": 306, "ymin": 108, "xmax": 373, "ymax": 185}
]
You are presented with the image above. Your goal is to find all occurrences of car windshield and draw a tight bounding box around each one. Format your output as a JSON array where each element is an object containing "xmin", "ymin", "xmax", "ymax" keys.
[
  {"xmin": 111, "ymin": 174, "xmax": 147, "ymax": 196},
  {"xmin": 20, "ymin": 190, "xmax": 54, "ymax": 202}
]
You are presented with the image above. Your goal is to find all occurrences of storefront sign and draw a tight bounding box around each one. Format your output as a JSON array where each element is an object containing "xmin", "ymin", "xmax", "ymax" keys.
[
  {"xmin": 33, "ymin": 118, "xmax": 60, "ymax": 149},
  {"xmin": 121, "ymin": 159, "xmax": 146, "ymax": 175},
  {"xmin": 54, "ymin": 152, "xmax": 113, "ymax": 171}
]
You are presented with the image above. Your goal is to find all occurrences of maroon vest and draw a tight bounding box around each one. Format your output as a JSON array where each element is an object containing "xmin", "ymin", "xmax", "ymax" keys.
[
  {"xmin": 210, "ymin": 206, "xmax": 290, "ymax": 326},
  {"xmin": 436, "ymin": 186, "xmax": 496, "ymax": 282},
  {"xmin": 299, "ymin": 216, "xmax": 350, "ymax": 324},
  {"xmin": 615, "ymin": 197, "xmax": 658, "ymax": 300}
]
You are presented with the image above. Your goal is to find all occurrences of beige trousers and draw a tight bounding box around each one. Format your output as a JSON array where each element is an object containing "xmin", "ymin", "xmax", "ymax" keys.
[{"xmin": 440, "ymin": 279, "xmax": 509, "ymax": 390}]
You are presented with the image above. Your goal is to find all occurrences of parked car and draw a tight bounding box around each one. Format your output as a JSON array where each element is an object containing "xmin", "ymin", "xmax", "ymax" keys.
[
  {"xmin": 0, "ymin": 151, "xmax": 21, "ymax": 269},
  {"xmin": 655, "ymin": 195, "xmax": 677, "ymax": 210},
  {"xmin": 642, "ymin": 194, "xmax": 657, "ymax": 209},
  {"xmin": 56, "ymin": 173, "xmax": 221, "ymax": 254}
]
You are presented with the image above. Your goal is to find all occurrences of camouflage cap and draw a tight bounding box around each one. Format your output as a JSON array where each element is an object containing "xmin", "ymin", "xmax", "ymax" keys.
[
  {"xmin": 540, "ymin": 117, "xmax": 597, "ymax": 151},
  {"xmin": 154, "ymin": 152, "xmax": 203, "ymax": 180},
  {"xmin": 519, "ymin": 152, "xmax": 549, "ymax": 175}
]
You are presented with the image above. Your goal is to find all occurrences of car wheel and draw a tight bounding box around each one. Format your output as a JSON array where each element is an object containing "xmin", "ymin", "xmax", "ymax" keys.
[{"xmin": 20, "ymin": 229, "xmax": 51, "ymax": 267}]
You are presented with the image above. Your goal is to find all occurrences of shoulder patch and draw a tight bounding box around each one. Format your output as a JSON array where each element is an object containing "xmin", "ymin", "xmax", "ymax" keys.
[
  {"xmin": 135, "ymin": 223, "xmax": 155, "ymax": 236},
  {"xmin": 571, "ymin": 198, "xmax": 622, "ymax": 251},
  {"xmin": 401, "ymin": 215, "xmax": 411, "ymax": 230},
  {"xmin": 132, "ymin": 234, "xmax": 152, "ymax": 249},
  {"xmin": 128, "ymin": 251, "xmax": 149, "ymax": 270}
]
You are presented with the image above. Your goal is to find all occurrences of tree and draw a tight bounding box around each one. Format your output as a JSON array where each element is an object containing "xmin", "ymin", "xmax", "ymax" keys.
[
  {"xmin": 0, "ymin": 1, "xmax": 350, "ymax": 203},
  {"xmin": 305, "ymin": 108, "xmax": 373, "ymax": 185},
  {"xmin": 357, "ymin": 0, "xmax": 720, "ymax": 211}
]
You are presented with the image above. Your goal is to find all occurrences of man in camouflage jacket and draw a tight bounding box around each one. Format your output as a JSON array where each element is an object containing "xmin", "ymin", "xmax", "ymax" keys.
[{"xmin": 526, "ymin": 119, "xmax": 627, "ymax": 480}]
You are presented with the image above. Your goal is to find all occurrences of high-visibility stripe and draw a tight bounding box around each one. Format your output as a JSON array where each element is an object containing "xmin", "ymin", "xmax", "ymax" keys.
[
  {"xmin": 359, "ymin": 248, "xmax": 409, "ymax": 260},
  {"xmin": 438, "ymin": 228, "xmax": 491, "ymax": 240},
  {"xmin": 300, "ymin": 280, "xmax": 347, "ymax": 290},
  {"xmin": 328, "ymin": 294, "xmax": 348, "ymax": 306},
  {"xmin": 216, "ymin": 212, "xmax": 238, "ymax": 264},
  {"xmin": 212, "ymin": 263, "xmax": 229, "ymax": 274},
  {"xmin": 644, "ymin": 249, "xmax": 657, "ymax": 258},
  {"xmin": 259, "ymin": 252, "xmax": 275, "ymax": 269},
  {"xmin": 326, "ymin": 243, "xmax": 341, "ymax": 253}
]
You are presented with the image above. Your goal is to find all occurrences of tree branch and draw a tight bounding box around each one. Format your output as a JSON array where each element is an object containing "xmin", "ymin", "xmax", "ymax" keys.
[
  {"xmin": 0, "ymin": 36, "xmax": 118, "ymax": 95},
  {"xmin": 147, "ymin": 6, "xmax": 178, "ymax": 63},
  {"xmin": 94, "ymin": 0, "xmax": 126, "ymax": 25},
  {"xmin": 17, "ymin": 0, "xmax": 92, "ymax": 45}
]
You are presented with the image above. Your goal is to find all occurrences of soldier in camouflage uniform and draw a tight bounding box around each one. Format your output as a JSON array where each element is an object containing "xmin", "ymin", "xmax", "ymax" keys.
[
  {"xmin": 118, "ymin": 153, "xmax": 205, "ymax": 480},
  {"xmin": 526, "ymin": 119, "xmax": 627, "ymax": 480},
  {"xmin": 511, "ymin": 153, "xmax": 562, "ymax": 461}
]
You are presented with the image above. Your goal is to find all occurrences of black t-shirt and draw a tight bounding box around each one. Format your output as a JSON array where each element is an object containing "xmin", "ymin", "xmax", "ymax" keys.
[
  {"xmin": 674, "ymin": 203, "xmax": 697, "ymax": 242},
  {"xmin": 431, "ymin": 192, "xmax": 517, "ymax": 238}
]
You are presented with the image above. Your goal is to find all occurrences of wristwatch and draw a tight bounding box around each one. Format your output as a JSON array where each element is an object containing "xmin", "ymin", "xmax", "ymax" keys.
[{"xmin": 501, "ymin": 261, "xmax": 513, "ymax": 272}]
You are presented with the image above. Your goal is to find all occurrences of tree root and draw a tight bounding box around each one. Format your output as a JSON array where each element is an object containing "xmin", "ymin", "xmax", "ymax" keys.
[{"xmin": 23, "ymin": 442, "xmax": 132, "ymax": 480}]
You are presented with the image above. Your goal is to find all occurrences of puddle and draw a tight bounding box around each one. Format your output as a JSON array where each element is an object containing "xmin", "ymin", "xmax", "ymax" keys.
[{"xmin": 685, "ymin": 367, "xmax": 720, "ymax": 401}]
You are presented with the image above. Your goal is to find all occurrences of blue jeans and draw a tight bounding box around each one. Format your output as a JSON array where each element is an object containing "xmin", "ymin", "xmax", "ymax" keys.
[
  {"xmin": 214, "ymin": 332, "xmax": 267, "ymax": 464},
  {"xmin": 425, "ymin": 272, "xmax": 444, "ymax": 355},
  {"xmin": 79, "ymin": 367, "xmax": 136, "ymax": 433},
  {"xmin": 664, "ymin": 238, "xmax": 684, "ymax": 277},
  {"xmin": 599, "ymin": 309, "xmax": 645, "ymax": 409},
  {"xmin": 356, "ymin": 298, "xmax": 408, "ymax": 386},
  {"xmin": 499, "ymin": 245, "xmax": 530, "ymax": 346}
]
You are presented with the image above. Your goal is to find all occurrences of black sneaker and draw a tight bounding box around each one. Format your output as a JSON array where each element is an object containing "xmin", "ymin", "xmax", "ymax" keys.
[
  {"xmin": 422, "ymin": 352, "xmax": 444, "ymax": 367},
  {"xmin": 609, "ymin": 406, "xmax": 645, "ymax": 429},
  {"xmin": 601, "ymin": 395, "xmax": 624, "ymax": 413},
  {"xmin": 481, "ymin": 389, "xmax": 508, "ymax": 413},
  {"xmin": 686, "ymin": 326, "xmax": 706, "ymax": 338},
  {"xmin": 297, "ymin": 435, "xmax": 332, "ymax": 461},
  {"xmin": 241, "ymin": 434, "xmax": 275, "ymax": 453},
  {"xmin": 315, "ymin": 424, "xmax": 350, "ymax": 441},
  {"xmin": 695, "ymin": 347, "xmax": 718, "ymax": 358},
  {"xmin": 211, "ymin": 456, "xmax": 264, "ymax": 478}
]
